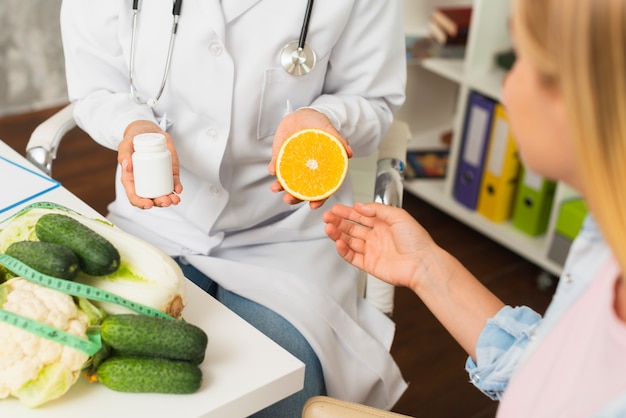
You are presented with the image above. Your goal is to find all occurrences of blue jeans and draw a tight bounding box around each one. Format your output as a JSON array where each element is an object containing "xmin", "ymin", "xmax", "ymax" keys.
[{"xmin": 175, "ymin": 257, "xmax": 326, "ymax": 417}]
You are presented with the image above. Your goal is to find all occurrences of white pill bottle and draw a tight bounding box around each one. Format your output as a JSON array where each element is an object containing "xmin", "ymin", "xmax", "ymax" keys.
[{"xmin": 132, "ymin": 133, "xmax": 174, "ymax": 198}]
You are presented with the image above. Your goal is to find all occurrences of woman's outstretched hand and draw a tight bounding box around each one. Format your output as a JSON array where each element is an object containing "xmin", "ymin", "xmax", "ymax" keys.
[
  {"xmin": 323, "ymin": 202, "xmax": 432, "ymax": 292},
  {"xmin": 324, "ymin": 202, "xmax": 507, "ymax": 359}
]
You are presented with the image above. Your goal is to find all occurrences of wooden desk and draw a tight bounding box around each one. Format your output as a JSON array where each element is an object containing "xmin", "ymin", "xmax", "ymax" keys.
[{"xmin": 0, "ymin": 140, "xmax": 305, "ymax": 417}]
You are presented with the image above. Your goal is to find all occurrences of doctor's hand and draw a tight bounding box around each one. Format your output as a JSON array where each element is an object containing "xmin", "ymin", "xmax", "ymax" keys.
[
  {"xmin": 119, "ymin": 120, "xmax": 183, "ymax": 209},
  {"xmin": 268, "ymin": 108, "xmax": 353, "ymax": 210}
]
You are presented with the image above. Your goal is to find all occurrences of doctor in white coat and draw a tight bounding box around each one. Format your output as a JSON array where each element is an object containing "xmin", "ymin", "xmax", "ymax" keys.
[{"xmin": 60, "ymin": 0, "xmax": 408, "ymax": 415}]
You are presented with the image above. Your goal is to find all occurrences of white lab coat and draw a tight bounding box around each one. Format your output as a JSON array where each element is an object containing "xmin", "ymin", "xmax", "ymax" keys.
[{"xmin": 61, "ymin": 0, "xmax": 408, "ymax": 409}]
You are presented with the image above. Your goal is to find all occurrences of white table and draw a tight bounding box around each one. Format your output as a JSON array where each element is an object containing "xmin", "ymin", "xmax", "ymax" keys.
[{"xmin": 0, "ymin": 140, "xmax": 305, "ymax": 417}]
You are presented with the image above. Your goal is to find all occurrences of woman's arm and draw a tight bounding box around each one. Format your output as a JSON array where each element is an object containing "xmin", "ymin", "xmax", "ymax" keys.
[{"xmin": 323, "ymin": 202, "xmax": 505, "ymax": 359}]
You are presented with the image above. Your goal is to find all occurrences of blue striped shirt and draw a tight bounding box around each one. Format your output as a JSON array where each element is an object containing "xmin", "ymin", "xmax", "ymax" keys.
[{"xmin": 464, "ymin": 216, "xmax": 626, "ymax": 416}]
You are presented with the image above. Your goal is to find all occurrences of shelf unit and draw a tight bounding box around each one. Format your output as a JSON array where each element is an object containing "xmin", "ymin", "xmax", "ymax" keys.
[{"xmin": 399, "ymin": 0, "xmax": 567, "ymax": 276}]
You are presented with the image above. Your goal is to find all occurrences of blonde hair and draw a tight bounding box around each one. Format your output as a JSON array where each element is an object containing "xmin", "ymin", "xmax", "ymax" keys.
[{"xmin": 514, "ymin": 0, "xmax": 626, "ymax": 273}]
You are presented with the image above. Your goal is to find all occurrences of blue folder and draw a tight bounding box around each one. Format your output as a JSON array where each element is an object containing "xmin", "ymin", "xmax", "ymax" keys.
[{"xmin": 453, "ymin": 91, "xmax": 497, "ymax": 209}]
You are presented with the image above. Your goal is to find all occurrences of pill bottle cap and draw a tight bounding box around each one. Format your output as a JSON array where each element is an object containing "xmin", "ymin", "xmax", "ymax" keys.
[{"xmin": 133, "ymin": 133, "xmax": 167, "ymax": 152}]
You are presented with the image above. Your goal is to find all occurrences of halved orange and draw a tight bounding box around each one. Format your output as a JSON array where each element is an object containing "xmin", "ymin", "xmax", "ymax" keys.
[{"xmin": 276, "ymin": 128, "xmax": 349, "ymax": 201}]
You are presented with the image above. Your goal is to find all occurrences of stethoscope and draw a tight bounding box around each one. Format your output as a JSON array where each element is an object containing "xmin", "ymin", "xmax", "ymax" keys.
[
  {"xmin": 128, "ymin": 0, "xmax": 316, "ymax": 108},
  {"xmin": 279, "ymin": 0, "xmax": 316, "ymax": 77}
]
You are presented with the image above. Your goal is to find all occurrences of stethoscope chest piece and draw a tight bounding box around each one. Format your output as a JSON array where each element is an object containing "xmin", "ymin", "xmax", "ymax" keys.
[
  {"xmin": 280, "ymin": 0, "xmax": 316, "ymax": 76},
  {"xmin": 280, "ymin": 40, "xmax": 316, "ymax": 76}
]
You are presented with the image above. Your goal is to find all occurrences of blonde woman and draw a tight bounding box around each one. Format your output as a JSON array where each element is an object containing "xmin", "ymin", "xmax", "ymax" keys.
[{"xmin": 323, "ymin": 0, "xmax": 626, "ymax": 415}]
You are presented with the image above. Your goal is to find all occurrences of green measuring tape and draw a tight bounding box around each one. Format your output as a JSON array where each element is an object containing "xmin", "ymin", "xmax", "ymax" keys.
[
  {"xmin": 0, "ymin": 309, "xmax": 102, "ymax": 356},
  {"xmin": 0, "ymin": 254, "xmax": 174, "ymax": 356},
  {"xmin": 0, "ymin": 201, "xmax": 74, "ymax": 225},
  {"xmin": 0, "ymin": 202, "xmax": 174, "ymax": 356}
]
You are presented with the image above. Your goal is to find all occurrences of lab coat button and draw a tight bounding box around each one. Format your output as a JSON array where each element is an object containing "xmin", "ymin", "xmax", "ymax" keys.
[
  {"xmin": 206, "ymin": 128, "xmax": 218, "ymax": 141},
  {"xmin": 209, "ymin": 42, "xmax": 224, "ymax": 56},
  {"xmin": 209, "ymin": 185, "xmax": 222, "ymax": 196}
]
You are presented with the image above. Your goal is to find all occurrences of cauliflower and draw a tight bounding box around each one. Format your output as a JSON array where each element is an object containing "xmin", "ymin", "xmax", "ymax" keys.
[{"xmin": 0, "ymin": 277, "xmax": 90, "ymax": 408}]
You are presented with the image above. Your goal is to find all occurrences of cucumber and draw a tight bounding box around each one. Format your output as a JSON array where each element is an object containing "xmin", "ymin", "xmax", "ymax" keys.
[
  {"xmin": 5, "ymin": 240, "xmax": 80, "ymax": 280},
  {"xmin": 97, "ymin": 356, "xmax": 202, "ymax": 394},
  {"xmin": 101, "ymin": 314, "xmax": 208, "ymax": 364},
  {"xmin": 35, "ymin": 213, "xmax": 120, "ymax": 276}
]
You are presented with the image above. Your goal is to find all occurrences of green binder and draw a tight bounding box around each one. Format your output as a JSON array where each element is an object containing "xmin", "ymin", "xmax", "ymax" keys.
[
  {"xmin": 555, "ymin": 198, "xmax": 587, "ymax": 240},
  {"xmin": 512, "ymin": 166, "xmax": 556, "ymax": 236}
]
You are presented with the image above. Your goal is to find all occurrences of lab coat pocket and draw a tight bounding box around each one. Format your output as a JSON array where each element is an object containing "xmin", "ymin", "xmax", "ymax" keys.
[{"xmin": 256, "ymin": 66, "xmax": 325, "ymax": 141}]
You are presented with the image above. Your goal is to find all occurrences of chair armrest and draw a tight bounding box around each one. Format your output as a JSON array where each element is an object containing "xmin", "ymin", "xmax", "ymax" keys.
[
  {"xmin": 374, "ymin": 121, "xmax": 409, "ymax": 208},
  {"xmin": 302, "ymin": 396, "xmax": 413, "ymax": 418},
  {"xmin": 365, "ymin": 120, "xmax": 409, "ymax": 315},
  {"xmin": 26, "ymin": 103, "xmax": 76, "ymax": 175},
  {"xmin": 374, "ymin": 158, "xmax": 404, "ymax": 208},
  {"xmin": 378, "ymin": 120, "xmax": 409, "ymax": 162},
  {"xmin": 370, "ymin": 157, "xmax": 404, "ymax": 313}
]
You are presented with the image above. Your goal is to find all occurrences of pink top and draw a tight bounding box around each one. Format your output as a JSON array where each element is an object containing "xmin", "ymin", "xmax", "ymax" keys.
[{"xmin": 497, "ymin": 256, "xmax": 626, "ymax": 417}]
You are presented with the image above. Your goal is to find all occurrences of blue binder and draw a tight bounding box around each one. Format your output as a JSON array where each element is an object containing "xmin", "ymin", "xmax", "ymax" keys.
[{"xmin": 453, "ymin": 91, "xmax": 497, "ymax": 209}]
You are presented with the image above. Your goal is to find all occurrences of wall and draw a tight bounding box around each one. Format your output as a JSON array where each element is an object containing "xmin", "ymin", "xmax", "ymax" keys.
[{"xmin": 0, "ymin": 0, "xmax": 67, "ymax": 116}]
